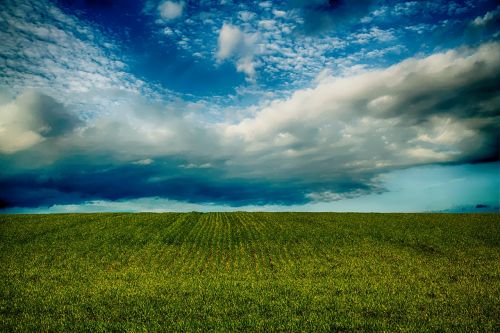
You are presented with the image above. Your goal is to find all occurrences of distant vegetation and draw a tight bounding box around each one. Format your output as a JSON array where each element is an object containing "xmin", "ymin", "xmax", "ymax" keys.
[{"xmin": 1, "ymin": 212, "xmax": 499, "ymax": 331}]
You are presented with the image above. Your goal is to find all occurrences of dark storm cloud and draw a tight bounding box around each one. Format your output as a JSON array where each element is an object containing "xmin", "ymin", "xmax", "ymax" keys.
[
  {"xmin": 0, "ymin": 162, "xmax": 310, "ymax": 208},
  {"xmin": 290, "ymin": 0, "xmax": 376, "ymax": 34}
]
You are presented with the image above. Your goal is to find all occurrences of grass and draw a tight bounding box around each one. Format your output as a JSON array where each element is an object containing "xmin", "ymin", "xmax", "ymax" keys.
[{"xmin": 0, "ymin": 212, "xmax": 499, "ymax": 332}]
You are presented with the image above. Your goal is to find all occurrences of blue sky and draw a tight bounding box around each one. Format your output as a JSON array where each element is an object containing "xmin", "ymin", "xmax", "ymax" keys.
[{"xmin": 0, "ymin": 0, "xmax": 499, "ymax": 212}]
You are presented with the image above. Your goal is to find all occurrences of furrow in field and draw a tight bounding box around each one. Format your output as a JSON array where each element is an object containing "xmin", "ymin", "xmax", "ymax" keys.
[
  {"xmin": 127, "ymin": 213, "xmax": 182, "ymax": 269},
  {"xmin": 181, "ymin": 213, "xmax": 208, "ymax": 274},
  {"xmin": 199, "ymin": 212, "xmax": 217, "ymax": 274},
  {"xmin": 225, "ymin": 212, "xmax": 239, "ymax": 272},
  {"xmin": 209, "ymin": 212, "xmax": 221, "ymax": 273},
  {"xmin": 234, "ymin": 212, "xmax": 257, "ymax": 275},
  {"xmin": 232, "ymin": 212, "xmax": 251, "ymax": 274},
  {"xmin": 261, "ymin": 213, "xmax": 292, "ymax": 273},
  {"xmin": 230, "ymin": 213, "xmax": 240, "ymax": 271},
  {"xmin": 183, "ymin": 214, "xmax": 208, "ymax": 274},
  {"xmin": 254, "ymin": 212, "xmax": 273, "ymax": 274},
  {"xmin": 173, "ymin": 213, "xmax": 204, "ymax": 274},
  {"xmin": 214, "ymin": 212, "xmax": 224, "ymax": 272},
  {"xmin": 236, "ymin": 212, "xmax": 265, "ymax": 276},
  {"xmin": 163, "ymin": 213, "xmax": 201, "ymax": 274},
  {"xmin": 214, "ymin": 214, "xmax": 224, "ymax": 271},
  {"xmin": 222, "ymin": 212, "xmax": 233, "ymax": 272},
  {"xmin": 146, "ymin": 213, "xmax": 191, "ymax": 272},
  {"xmin": 192, "ymin": 213, "xmax": 214, "ymax": 274}
]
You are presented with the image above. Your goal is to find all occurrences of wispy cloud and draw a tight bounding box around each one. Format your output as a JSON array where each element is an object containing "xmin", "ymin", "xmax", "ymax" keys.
[{"xmin": 0, "ymin": 0, "xmax": 169, "ymax": 116}]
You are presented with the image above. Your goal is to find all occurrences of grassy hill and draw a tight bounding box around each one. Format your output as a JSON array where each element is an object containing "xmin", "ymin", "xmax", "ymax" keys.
[{"xmin": 1, "ymin": 212, "xmax": 499, "ymax": 332}]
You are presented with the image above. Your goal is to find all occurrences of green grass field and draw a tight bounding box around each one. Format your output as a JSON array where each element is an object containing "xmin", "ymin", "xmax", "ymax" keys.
[{"xmin": 0, "ymin": 212, "xmax": 499, "ymax": 332}]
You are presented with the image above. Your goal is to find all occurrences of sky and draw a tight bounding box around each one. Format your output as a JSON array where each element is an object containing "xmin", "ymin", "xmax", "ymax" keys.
[{"xmin": 0, "ymin": 0, "xmax": 499, "ymax": 213}]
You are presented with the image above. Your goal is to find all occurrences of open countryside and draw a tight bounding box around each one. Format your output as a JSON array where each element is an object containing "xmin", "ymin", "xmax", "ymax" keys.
[{"xmin": 1, "ymin": 212, "xmax": 498, "ymax": 331}]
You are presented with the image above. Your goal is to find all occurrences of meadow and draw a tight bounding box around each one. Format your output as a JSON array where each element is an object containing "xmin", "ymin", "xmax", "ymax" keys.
[{"xmin": 0, "ymin": 212, "xmax": 499, "ymax": 332}]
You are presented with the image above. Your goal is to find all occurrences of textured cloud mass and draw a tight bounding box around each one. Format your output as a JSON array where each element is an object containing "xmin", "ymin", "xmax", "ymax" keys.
[
  {"xmin": 1, "ymin": 0, "xmax": 499, "ymax": 211},
  {"xmin": 225, "ymin": 42, "xmax": 500, "ymax": 169},
  {"xmin": 1, "ymin": 41, "xmax": 499, "ymax": 208},
  {"xmin": 0, "ymin": 92, "xmax": 80, "ymax": 153}
]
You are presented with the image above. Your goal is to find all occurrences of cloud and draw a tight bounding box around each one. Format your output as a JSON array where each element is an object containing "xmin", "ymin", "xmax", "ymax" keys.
[
  {"xmin": 351, "ymin": 27, "xmax": 396, "ymax": 44},
  {"xmin": 259, "ymin": 2, "xmax": 272, "ymax": 9},
  {"xmin": 179, "ymin": 163, "xmax": 213, "ymax": 169},
  {"xmin": 473, "ymin": 6, "xmax": 500, "ymax": 27},
  {"xmin": 469, "ymin": 5, "xmax": 500, "ymax": 39},
  {"xmin": 0, "ymin": 0, "xmax": 158, "ymax": 118},
  {"xmin": 258, "ymin": 19, "xmax": 276, "ymax": 30},
  {"xmin": 133, "ymin": 158, "xmax": 155, "ymax": 165},
  {"xmin": 272, "ymin": 9, "xmax": 287, "ymax": 18},
  {"xmin": 0, "ymin": 91, "xmax": 80, "ymax": 153},
  {"xmin": 238, "ymin": 11, "xmax": 256, "ymax": 22},
  {"xmin": 158, "ymin": 1, "xmax": 185, "ymax": 20},
  {"xmin": 1, "ymin": 42, "xmax": 499, "ymax": 209},
  {"xmin": 305, "ymin": 189, "xmax": 366, "ymax": 202},
  {"xmin": 216, "ymin": 24, "xmax": 243, "ymax": 60},
  {"xmin": 221, "ymin": 42, "xmax": 500, "ymax": 187},
  {"xmin": 216, "ymin": 23, "xmax": 259, "ymax": 80}
]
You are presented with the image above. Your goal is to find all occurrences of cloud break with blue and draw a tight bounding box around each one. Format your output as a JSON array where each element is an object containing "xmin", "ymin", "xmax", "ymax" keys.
[{"xmin": 0, "ymin": 0, "xmax": 499, "ymax": 213}]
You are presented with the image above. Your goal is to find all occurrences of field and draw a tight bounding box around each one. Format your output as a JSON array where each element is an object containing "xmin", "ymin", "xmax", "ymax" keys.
[{"xmin": 0, "ymin": 212, "xmax": 499, "ymax": 332}]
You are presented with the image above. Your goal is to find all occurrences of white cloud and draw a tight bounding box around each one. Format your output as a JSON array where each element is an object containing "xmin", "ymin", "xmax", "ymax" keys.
[
  {"xmin": 365, "ymin": 45, "xmax": 405, "ymax": 58},
  {"xmin": 179, "ymin": 163, "xmax": 213, "ymax": 169},
  {"xmin": 272, "ymin": 9, "xmax": 287, "ymax": 18},
  {"xmin": 0, "ymin": 91, "xmax": 79, "ymax": 153},
  {"xmin": 472, "ymin": 6, "xmax": 500, "ymax": 26},
  {"xmin": 352, "ymin": 27, "xmax": 395, "ymax": 44},
  {"xmin": 414, "ymin": 116, "xmax": 476, "ymax": 146},
  {"xmin": 306, "ymin": 189, "xmax": 367, "ymax": 202},
  {"xmin": 216, "ymin": 23, "xmax": 259, "ymax": 80},
  {"xmin": 133, "ymin": 158, "xmax": 155, "ymax": 165},
  {"xmin": 0, "ymin": 0, "xmax": 163, "ymax": 118},
  {"xmin": 216, "ymin": 24, "xmax": 243, "ymax": 60},
  {"xmin": 163, "ymin": 27, "xmax": 175, "ymax": 36},
  {"xmin": 238, "ymin": 11, "xmax": 256, "ymax": 22},
  {"xmin": 235, "ymin": 57, "xmax": 257, "ymax": 79},
  {"xmin": 259, "ymin": 1, "xmax": 272, "ymax": 9},
  {"xmin": 223, "ymin": 42, "xmax": 500, "ymax": 180},
  {"xmin": 258, "ymin": 19, "xmax": 276, "ymax": 30},
  {"xmin": 306, "ymin": 191, "xmax": 344, "ymax": 202},
  {"xmin": 158, "ymin": 1, "xmax": 185, "ymax": 20}
]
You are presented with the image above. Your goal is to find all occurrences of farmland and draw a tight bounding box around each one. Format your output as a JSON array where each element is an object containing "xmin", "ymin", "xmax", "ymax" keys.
[{"xmin": 0, "ymin": 212, "xmax": 499, "ymax": 332}]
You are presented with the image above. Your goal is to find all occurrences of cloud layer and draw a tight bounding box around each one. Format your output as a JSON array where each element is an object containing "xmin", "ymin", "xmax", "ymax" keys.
[
  {"xmin": 1, "ymin": 41, "xmax": 499, "ymax": 208},
  {"xmin": 1, "ymin": 0, "xmax": 499, "ymax": 210}
]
